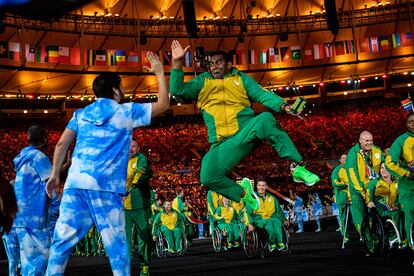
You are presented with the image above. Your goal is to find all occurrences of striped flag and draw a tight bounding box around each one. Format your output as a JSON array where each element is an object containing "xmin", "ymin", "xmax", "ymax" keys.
[
  {"xmin": 280, "ymin": 47, "xmax": 290, "ymax": 62},
  {"xmin": 183, "ymin": 51, "xmax": 193, "ymax": 67},
  {"xmin": 401, "ymin": 32, "xmax": 413, "ymax": 47},
  {"xmin": 58, "ymin": 47, "xmax": 69, "ymax": 64},
  {"xmin": 106, "ymin": 49, "xmax": 116, "ymax": 65},
  {"xmin": 236, "ymin": 50, "xmax": 246, "ymax": 65},
  {"xmin": 94, "ymin": 50, "xmax": 107, "ymax": 66},
  {"xmin": 345, "ymin": 40, "xmax": 355, "ymax": 54},
  {"xmin": 268, "ymin": 47, "xmax": 279, "ymax": 63},
  {"xmin": 126, "ymin": 51, "xmax": 139, "ymax": 67},
  {"xmin": 401, "ymin": 98, "xmax": 413, "ymax": 112},
  {"xmin": 35, "ymin": 45, "xmax": 47, "ymax": 63},
  {"xmin": 324, "ymin": 43, "xmax": 333, "ymax": 57},
  {"xmin": 25, "ymin": 44, "xmax": 35, "ymax": 62},
  {"xmin": 369, "ymin": 37, "xmax": 379, "ymax": 52},
  {"xmin": 359, "ymin": 38, "xmax": 370, "ymax": 53},
  {"xmin": 259, "ymin": 49, "xmax": 268, "ymax": 64},
  {"xmin": 248, "ymin": 49, "xmax": 259, "ymax": 65},
  {"xmin": 391, "ymin": 34, "xmax": 401, "ymax": 48},
  {"xmin": 8, "ymin": 42, "xmax": 19, "ymax": 60},
  {"xmin": 159, "ymin": 50, "xmax": 172, "ymax": 66},
  {"xmin": 115, "ymin": 50, "xmax": 126, "ymax": 66},
  {"xmin": 46, "ymin": 45, "xmax": 59, "ymax": 63},
  {"xmin": 85, "ymin": 49, "xmax": 94, "ymax": 65},
  {"xmin": 379, "ymin": 36, "xmax": 390, "ymax": 51},
  {"xmin": 303, "ymin": 45, "xmax": 313, "ymax": 61},
  {"xmin": 313, "ymin": 44, "xmax": 324, "ymax": 59}
]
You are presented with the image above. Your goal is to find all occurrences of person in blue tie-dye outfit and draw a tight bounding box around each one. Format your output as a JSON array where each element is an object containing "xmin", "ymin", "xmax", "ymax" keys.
[
  {"xmin": 45, "ymin": 51, "xmax": 169, "ymax": 276},
  {"xmin": 3, "ymin": 125, "xmax": 52, "ymax": 276}
]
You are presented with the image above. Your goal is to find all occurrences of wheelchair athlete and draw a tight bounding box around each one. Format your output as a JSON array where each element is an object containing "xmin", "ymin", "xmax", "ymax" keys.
[
  {"xmin": 244, "ymin": 178, "xmax": 289, "ymax": 252},
  {"xmin": 366, "ymin": 163, "xmax": 406, "ymax": 247},
  {"xmin": 215, "ymin": 197, "xmax": 241, "ymax": 250},
  {"xmin": 152, "ymin": 201, "xmax": 185, "ymax": 254}
]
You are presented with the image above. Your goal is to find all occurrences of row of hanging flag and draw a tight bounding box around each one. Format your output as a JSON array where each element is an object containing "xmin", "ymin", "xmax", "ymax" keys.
[{"xmin": 0, "ymin": 32, "xmax": 412, "ymax": 67}]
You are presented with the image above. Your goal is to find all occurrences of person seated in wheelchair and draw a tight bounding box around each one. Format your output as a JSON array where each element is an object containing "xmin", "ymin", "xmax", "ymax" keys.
[
  {"xmin": 207, "ymin": 190, "xmax": 223, "ymax": 234},
  {"xmin": 244, "ymin": 177, "xmax": 289, "ymax": 252},
  {"xmin": 231, "ymin": 199, "xmax": 245, "ymax": 241},
  {"xmin": 152, "ymin": 201, "xmax": 185, "ymax": 254},
  {"xmin": 215, "ymin": 197, "xmax": 241, "ymax": 250},
  {"xmin": 366, "ymin": 162, "xmax": 406, "ymax": 246}
]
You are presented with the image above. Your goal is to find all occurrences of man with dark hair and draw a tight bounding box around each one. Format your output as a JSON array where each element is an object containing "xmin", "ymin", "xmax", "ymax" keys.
[
  {"xmin": 45, "ymin": 52, "xmax": 169, "ymax": 276},
  {"xmin": 385, "ymin": 113, "xmax": 414, "ymax": 247},
  {"xmin": 3, "ymin": 125, "xmax": 52, "ymax": 275},
  {"xmin": 169, "ymin": 40, "xmax": 319, "ymax": 212}
]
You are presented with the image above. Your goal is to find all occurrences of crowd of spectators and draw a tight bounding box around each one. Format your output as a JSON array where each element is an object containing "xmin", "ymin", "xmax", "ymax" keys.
[{"xmin": 0, "ymin": 98, "xmax": 408, "ymax": 217}]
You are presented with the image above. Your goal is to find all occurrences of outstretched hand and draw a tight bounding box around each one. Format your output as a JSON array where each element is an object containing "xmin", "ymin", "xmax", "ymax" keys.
[
  {"xmin": 171, "ymin": 40, "xmax": 190, "ymax": 60},
  {"xmin": 143, "ymin": 51, "xmax": 164, "ymax": 75}
]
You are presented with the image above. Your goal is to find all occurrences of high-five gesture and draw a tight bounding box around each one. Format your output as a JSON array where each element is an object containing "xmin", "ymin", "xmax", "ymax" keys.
[
  {"xmin": 143, "ymin": 51, "xmax": 164, "ymax": 76},
  {"xmin": 171, "ymin": 40, "xmax": 190, "ymax": 60}
]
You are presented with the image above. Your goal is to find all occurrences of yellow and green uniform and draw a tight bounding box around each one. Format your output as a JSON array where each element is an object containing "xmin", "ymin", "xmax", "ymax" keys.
[
  {"xmin": 215, "ymin": 205, "xmax": 239, "ymax": 245},
  {"xmin": 385, "ymin": 131, "xmax": 414, "ymax": 246},
  {"xmin": 207, "ymin": 191, "xmax": 223, "ymax": 233},
  {"xmin": 366, "ymin": 178, "xmax": 403, "ymax": 238},
  {"xmin": 170, "ymin": 67, "xmax": 302, "ymax": 202},
  {"xmin": 331, "ymin": 164, "xmax": 350, "ymax": 237},
  {"xmin": 231, "ymin": 200, "xmax": 245, "ymax": 238},
  {"xmin": 172, "ymin": 196, "xmax": 194, "ymax": 244},
  {"xmin": 345, "ymin": 144, "xmax": 384, "ymax": 236},
  {"xmin": 152, "ymin": 210, "xmax": 184, "ymax": 252},
  {"xmin": 124, "ymin": 152, "xmax": 153, "ymax": 267},
  {"xmin": 245, "ymin": 193, "xmax": 286, "ymax": 247}
]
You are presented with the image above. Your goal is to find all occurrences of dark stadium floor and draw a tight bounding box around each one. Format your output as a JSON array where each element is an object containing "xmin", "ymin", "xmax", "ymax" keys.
[{"xmin": 2, "ymin": 220, "xmax": 414, "ymax": 276}]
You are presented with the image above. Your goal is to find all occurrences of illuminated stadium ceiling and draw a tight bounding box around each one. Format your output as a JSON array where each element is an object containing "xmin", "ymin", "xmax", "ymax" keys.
[{"xmin": 0, "ymin": 0, "xmax": 412, "ymax": 99}]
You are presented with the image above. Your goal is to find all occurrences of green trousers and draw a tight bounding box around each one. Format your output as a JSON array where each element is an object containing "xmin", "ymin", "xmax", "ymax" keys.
[
  {"xmin": 125, "ymin": 208, "xmax": 152, "ymax": 266},
  {"xmin": 375, "ymin": 200, "xmax": 404, "ymax": 240},
  {"xmin": 398, "ymin": 177, "xmax": 414, "ymax": 246},
  {"xmin": 337, "ymin": 202, "xmax": 348, "ymax": 238},
  {"xmin": 217, "ymin": 222, "xmax": 239, "ymax": 243},
  {"xmin": 255, "ymin": 218, "xmax": 283, "ymax": 245},
  {"xmin": 160, "ymin": 225, "xmax": 183, "ymax": 251},
  {"xmin": 200, "ymin": 112, "xmax": 302, "ymax": 202},
  {"xmin": 350, "ymin": 191, "xmax": 367, "ymax": 237}
]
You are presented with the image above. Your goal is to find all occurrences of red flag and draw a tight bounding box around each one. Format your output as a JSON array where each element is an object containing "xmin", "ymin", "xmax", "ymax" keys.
[
  {"xmin": 69, "ymin": 48, "xmax": 80, "ymax": 65},
  {"xmin": 303, "ymin": 45, "xmax": 313, "ymax": 61},
  {"xmin": 127, "ymin": 51, "xmax": 139, "ymax": 67},
  {"xmin": 141, "ymin": 51, "xmax": 151, "ymax": 67},
  {"xmin": 359, "ymin": 38, "xmax": 370, "ymax": 53}
]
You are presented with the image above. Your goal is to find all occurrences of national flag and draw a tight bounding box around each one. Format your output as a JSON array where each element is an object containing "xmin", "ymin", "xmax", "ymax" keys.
[
  {"xmin": 85, "ymin": 49, "xmax": 94, "ymax": 65},
  {"xmin": 94, "ymin": 49, "xmax": 107, "ymax": 66},
  {"xmin": 290, "ymin": 46, "xmax": 301, "ymax": 60},
  {"xmin": 35, "ymin": 45, "xmax": 47, "ymax": 63},
  {"xmin": 313, "ymin": 44, "xmax": 324, "ymax": 59},
  {"xmin": 8, "ymin": 42, "xmax": 19, "ymax": 60},
  {"xmin": 126, "ymin": 51, "xmax": 139, "ymax": 67},
  {"xmin": 369, "ymin": 37, "xmax": 379, "ymax": 52},
  {"xmin": 159, "ymin": 50, "xmax": 172, "ymax": 66},
  {"xmin": 359, "ymin": 38, "xmax": 370, "ymax": 53},
  {"xmin": 401, "ymin": 32, "xmax": 413, "ymax": 47},
  {"xmin": 69, "ymin": 48, "xmax": 80, "ymax": 65},
  {"xmin": 46, "ymin": 45, "xmax": 59, "ymax": 63},
  {"xmin": 115, "ymin": 50, "xmax": 126, "ymax": 66},
  {"xmin": 334, "ymin": 41, "xmax": 345, "ymax": 56},
  {"xmin": 141, "ymin": 51, "xmax": 151, "ymax": 67},
  {"xmin": 280, "ymin": 47, "xmax": 290, "ymax": 62},
  {"xmin": 236, "ymin": 49, "xmax": 246, "ymax": 65},
  {"xmin": 106, "ymin": 49, "xmax": 116, "ymax": 65},
  {"xmin": 391, "ymin": 34, "xmax": 401, "ymax": 48},
  {"xmin": 379, "ymin": 36, "xmax": 390, "ymax": 51},
  {"xmin": 248, "ymin": 49, "xmax": 259, "ymax": 65},
  {"xmin": 401, "ymin": 98, "xmax": 413, "ymax": 112},
  {"xmin": 0, "ymin": 41, "xmax": 8, "ymax": 59},
  {"xmin": 344, "ymin": 40, "xmax": 355, "ymax": 54},
  {"xmin": 58, "ymin": 46, "xmax": 69, "ymax": 64},
  {"xmin": 25, "ymin": 44, "xmax": 36, "ymax": 62},
  {"xmin": 259, "ymin": 49, "xmax": 268, "ymax": 64},
  {"xmin": 324, "ymin": 43, "xmax": 334, "ymax": 57},
  {"xmin": 183, "ymin": 50, "xmax": 193, "ymax": 67},
  {"xmin": 303, "ymin": 45, "xmax": 313, "ymax": 61},
  {"xmin": 268, "ymin": 47, "xmax": 279, "ymax": 63}
]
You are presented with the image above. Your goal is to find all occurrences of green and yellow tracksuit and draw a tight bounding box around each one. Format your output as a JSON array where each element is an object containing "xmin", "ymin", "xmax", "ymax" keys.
[
  {"xmin": 152, "ymin": 210, "xmax": 184, "ymax": 252},
  {"xmin": 215, "ymin": 205, "xmax": 239, "ymax": 245},
  {"xmin": 124, "ymin": 152, "xmax": 153, "ymax": 267},
  {"xmin": 207, "ymin": 191, "xmax": 223, "ymax": 233},
  {"xmin": 385, "ymin": 131, "xmax": 414, "ymax": 246},
  {"xmin": 366, "ymin": 178, "xmax": 403, "ymax": 239},
  {"xmin": 245, "ymin": 193, "xmax": 286, "ymax": 247},
  {"xmin": 172, "ymin": 196, "xmax": 194, "ymax": 244},
  {"xmin": 331, "ymin": 164, "xmax": 350, "ymax": 237},
  {"xmin": 345, "ymin": 144, "xmax": 384, "ymax": 236},
  {"xmin": 170, "ymin": 67, "xmax": 302, "ymax": 202},
  {"xmin": 232, "ymin": 200, "xmax": 245, "ymax": 239}
]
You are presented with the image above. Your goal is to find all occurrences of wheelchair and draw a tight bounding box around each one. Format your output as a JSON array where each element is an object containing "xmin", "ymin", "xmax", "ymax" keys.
[
  {"xmin": 361, "ymin": 208, "xmax": 402, "ymax": 256},
  {"xmin": 155, "ymin": 229, "xmax": 188, "ymax": 259},
  {"xmin": 212, "ymin": 224, "xmax": 242, "ymax": 253},
  {"xmin": 243, "ymin": 224, "xmax": 290, "ymax": 259}
]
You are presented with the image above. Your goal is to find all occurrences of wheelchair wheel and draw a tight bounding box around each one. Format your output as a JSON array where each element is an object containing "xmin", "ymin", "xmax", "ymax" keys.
[
  {"xmin": 361, "ymin": 211, "xmax": 385, "ymax": 255},
  {"xmin": 212, "ymin": 227, "xmax": 222, "ymax": 253},
  {"xmin": 280, "ymin": 225, "xmax": 291, "ymax": 255},
  {"xmin": 155, "ymin": 231, "xmax": 167, "ymax": 259},
  {"xmin": 180, "ymin": 229, "xmax": 188, "ymax": 256},
  {"xmin": 243, "ymin": 227, "xmax": 258, "ymax": 258},
  {"xmin": 384, "ymin": 219, "xmax": 402, "ymax": 250}
]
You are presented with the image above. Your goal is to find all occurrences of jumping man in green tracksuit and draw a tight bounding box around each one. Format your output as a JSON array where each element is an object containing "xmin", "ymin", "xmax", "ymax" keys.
[
  {"xmin": 385, "ymin": 113, "xmax": 414, "ymax": 247},
  {"xmin": 345, "ymin": 131, "xmax": 384, "ymax": 239},
  {"xmin": 124, "ymin": 139, "xmax": 153, "ymax": 276},
  {"xmin": 169, "ymin": 40, "xmax": 319, "ymax": 211},
  {"xmin": 331, "ymin": 153, "xmax": 350, "ymax": 240}
]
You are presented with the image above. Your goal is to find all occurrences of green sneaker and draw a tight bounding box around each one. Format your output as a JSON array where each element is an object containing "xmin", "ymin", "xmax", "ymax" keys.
[
  {"xmin": 277, "ymin": 242, "xmax": 287, "ymax": 251},
  {"xmin": 140, "ymin": 265, "xmax": 149, "ymax": 276},
  {"xmin": 240, "ymin": 178, "xmax": 260, "ymax": 210},
  {"xmin": 291, "ymin": 165, "xmax": 320, "ymax": 186},
  {"xmin": 269, "ymin": 243, "xmax": 277, "ymax": 252}
]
